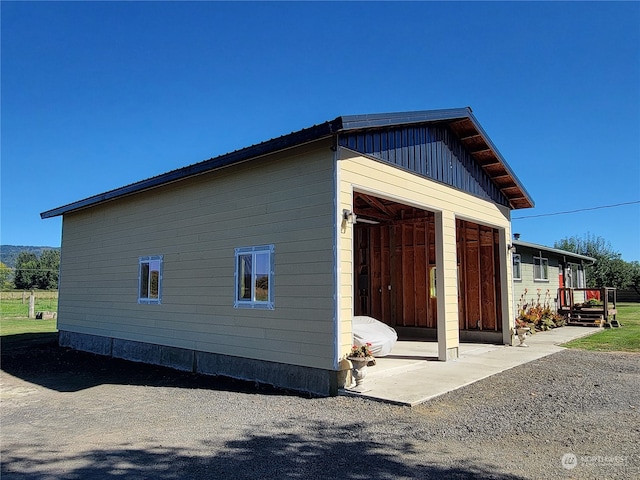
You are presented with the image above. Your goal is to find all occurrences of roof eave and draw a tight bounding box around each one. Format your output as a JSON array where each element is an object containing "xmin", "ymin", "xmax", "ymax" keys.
[
  {"xmin": 40, "ymin": 119, "xmax": 341, "ymax": 219},
  {"xmin": 512, "ymin": 240, "xmax": 596, "ymax": 263},
  {"xmin": 338, "ymin": 107, "xmax": 534, "ymax": 210}
]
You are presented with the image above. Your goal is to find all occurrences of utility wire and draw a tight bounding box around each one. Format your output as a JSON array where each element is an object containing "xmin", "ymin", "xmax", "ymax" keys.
[{"xmin": 512, "ymin": 200, "xmax": 640, "ymax": 220}]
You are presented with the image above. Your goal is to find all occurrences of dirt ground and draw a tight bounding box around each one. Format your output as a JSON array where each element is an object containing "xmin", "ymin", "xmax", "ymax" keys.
[{"xmin": 2, "ymin": 333, "xmax": 639, "ymax": 479}]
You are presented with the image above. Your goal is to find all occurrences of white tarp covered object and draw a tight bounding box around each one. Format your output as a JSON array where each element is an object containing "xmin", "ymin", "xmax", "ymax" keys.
[{"xmin": 352, "ymin": 316, "xmax": 398, "ymax": 357}]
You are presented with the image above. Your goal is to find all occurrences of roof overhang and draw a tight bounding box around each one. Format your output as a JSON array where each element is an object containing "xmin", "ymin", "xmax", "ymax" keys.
[
  {"xmin": 335, "ymin": 108, "xmax": 534, "ymax": 209},
  {"xmin": 41, "ymin": 107, "xmax": 533, "ymax": 219},
  {"xmin": 513, "ymin": 240, "xmax": 596, "ymax": 263}
]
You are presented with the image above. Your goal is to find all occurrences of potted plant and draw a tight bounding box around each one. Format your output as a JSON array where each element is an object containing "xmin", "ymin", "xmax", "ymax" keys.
[
  {"xmin": 347, "ymin": 343, "xmax": 374, "ymax": 387},
  {"xmin": 515, "ymin": 318, "xmax": 531, "ymax": 347}
]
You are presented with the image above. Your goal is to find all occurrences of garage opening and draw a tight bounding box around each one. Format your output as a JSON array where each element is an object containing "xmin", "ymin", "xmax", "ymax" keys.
[
  {"xmin": 352, "ymin": 192, "xmax": 504, "ymax": 344},
  {"xmin": 456, "ymin": 219, "xmax": 503, "ymax": 342},
  {"xmin": 352, "ymin": 192, "xmax": 437, "ymax": 340}
]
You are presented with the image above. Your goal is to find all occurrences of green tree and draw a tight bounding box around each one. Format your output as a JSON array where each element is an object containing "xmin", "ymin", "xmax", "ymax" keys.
[
  {"xmin": 12, "ymin": 250, "xmax": 60, "ymax": 290},
  {"xmin": 37, "ymin": 249, "xmax": 60, "ymax": 290},
  {"xmin": 629, "ymin": 261, "xmax": 640, "ymax": 295},
  {"xmin": 554, "ymin": 233, "xmax": 632, "ymax": 289},
  {"xmin": 14, "ymin": 252, "xmax": 39, "ymax": 289},
  {"xmin": 0, "ymin": 262, "xmax": 13, "ymax": 290}
]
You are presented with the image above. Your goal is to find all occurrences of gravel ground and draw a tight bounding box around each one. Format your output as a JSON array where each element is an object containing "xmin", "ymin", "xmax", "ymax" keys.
[{"xmin": 1, "ymin": 336, "xmax": 639, "ymax": 479}]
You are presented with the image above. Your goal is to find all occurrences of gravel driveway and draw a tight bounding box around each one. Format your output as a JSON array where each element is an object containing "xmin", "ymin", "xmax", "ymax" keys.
[{"xmin": 1, "ymin": 335, "xmax": 638, "ymax": 479}]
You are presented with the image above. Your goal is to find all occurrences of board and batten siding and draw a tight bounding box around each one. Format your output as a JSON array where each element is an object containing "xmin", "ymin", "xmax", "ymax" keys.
[
  {"xmin": 57, "ymin": 142, "xmax": 338, "ymax": 370},
  {"xmin": 337, "ymin": 148, "xmax": 515, "ymax": 355}
]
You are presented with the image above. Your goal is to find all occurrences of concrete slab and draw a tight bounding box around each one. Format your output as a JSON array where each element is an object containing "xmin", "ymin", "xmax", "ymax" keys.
[{"xmin": 340, "ymin": 326, "xmax": 601, "ymax": 406}]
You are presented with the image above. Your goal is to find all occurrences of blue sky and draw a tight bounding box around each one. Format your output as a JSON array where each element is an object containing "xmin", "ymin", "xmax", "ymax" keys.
[{"xmin": 2, "ymin": 1, "xmax": 639, "ymax": 261}]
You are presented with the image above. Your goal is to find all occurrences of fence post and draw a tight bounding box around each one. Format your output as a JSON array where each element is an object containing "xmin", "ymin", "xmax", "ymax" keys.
[
  {"xmin": 22, "ymin": 291, "xmax": 26, "ymax": 304},
  {"xmin": 29, "ymin": 292, "xmax": 35, "ymax": 319}
]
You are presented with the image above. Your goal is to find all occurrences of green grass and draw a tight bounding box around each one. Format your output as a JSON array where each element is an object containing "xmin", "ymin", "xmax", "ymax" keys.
[
  {"xmin": 563, "ymin": 302, "xmax": 640, "ymax": 353},
  {"xmin": 0, "ymin": 290, "xmax": 59, "ymax": 338},
  {"xmin": 0, "ymin": 317, "xmax": 57, "ymax": 336},
  {"xmin": 0, "ymin": 290, "xmax": 58, "ymax": 318}
]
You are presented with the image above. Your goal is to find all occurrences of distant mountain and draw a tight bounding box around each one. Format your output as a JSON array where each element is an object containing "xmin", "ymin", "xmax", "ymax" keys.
[{"xmin": 0, "ymin": 245, "xmax": 60, "ymax": 269}]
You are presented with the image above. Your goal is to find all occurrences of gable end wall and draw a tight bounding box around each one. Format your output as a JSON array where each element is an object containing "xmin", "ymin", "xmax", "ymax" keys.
[{"xmin": 339, "ymin": 124, "xmax": 510, "ymax": 207}]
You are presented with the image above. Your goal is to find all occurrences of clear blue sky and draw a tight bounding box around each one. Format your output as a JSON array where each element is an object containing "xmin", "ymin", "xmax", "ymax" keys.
[{"xmin": 2, "ymin": 2, "xmax": 639, "ymax": 261}]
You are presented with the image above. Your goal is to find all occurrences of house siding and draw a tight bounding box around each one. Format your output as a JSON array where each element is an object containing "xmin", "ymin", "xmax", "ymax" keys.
[
  {"xmin": 513, "ymin": 246, "xmax": 586, "ymax": 310},
  {"xmin": 57, "ymin": 141, "xmax": 338, "ymax": 371},
  {"xmin": 337, "ymin": 148, "xmax": 515, "ymax": 355}
]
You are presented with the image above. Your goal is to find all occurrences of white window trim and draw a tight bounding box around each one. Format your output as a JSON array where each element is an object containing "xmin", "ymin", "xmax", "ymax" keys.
[
  {"xmin": 512, "ymin": 254, "xmax": 522, "ymax": 281},
  {"xmin": 533, "ymin": 256, "xmax": 549, "ymax": 282},
  {"xmin": 138, "ymin": 255, "xmax": 163, "ymax": 304},
  {"xmin": 234, "ymin": 245, "xmax": 275, "ymax": 310},
  {"xmin": 567, "ymin": 262, "xmax": 586, "ymax": 288}
]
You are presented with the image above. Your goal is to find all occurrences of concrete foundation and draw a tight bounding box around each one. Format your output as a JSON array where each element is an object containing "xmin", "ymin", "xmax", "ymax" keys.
[{"xmin": 58, "ymin": 331, "xmax": 339, "ymax": 396}]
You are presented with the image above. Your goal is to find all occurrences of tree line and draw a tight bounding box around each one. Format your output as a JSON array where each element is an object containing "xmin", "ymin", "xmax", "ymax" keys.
[
  {"xmin": 555, "ymin": 234, "xmax": 640, "ymax": 294},
  {"xmin": 0, "ymin": 250, "xmax": 60, "ymax": 290}
]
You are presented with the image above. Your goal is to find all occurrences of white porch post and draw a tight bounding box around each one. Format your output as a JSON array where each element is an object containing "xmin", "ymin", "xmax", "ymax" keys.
[
  {"xmin": 500, "ymin": 229, "xmax": 515, "ymax": 345},
  {"xmin": 435, "ymin": 211, "xmax": 460, "ymax": 361}
]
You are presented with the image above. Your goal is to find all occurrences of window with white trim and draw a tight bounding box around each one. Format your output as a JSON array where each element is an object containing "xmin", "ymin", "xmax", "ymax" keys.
[
  {"xmin": 234, "ymin": 245, "xmax": 274, "ymax": 309},
  {"xmin": 138, "ymin": 255, "xmax": 163, "ymax": 304},
  {"xmin": 512, "ymin": 254, "xmax": 522, "ymax": 280},
  {"xmin": 566, "ymin": 263, "xmax": 585, "ymax": 288},
  {"xmin": 533, "ymin": 256, "xmax": 549, "ymax": 281}
]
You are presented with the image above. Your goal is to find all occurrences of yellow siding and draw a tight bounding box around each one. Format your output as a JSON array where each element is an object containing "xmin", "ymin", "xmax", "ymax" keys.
[
  {"xmin": 337, "ymin": 149, "xmax": 514, "ymax": 357},
  {"xmin": 58, "ymin": 142, "xmax": 338, "ymax": 370}
]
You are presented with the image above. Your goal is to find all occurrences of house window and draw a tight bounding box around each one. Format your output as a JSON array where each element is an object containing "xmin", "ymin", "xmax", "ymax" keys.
[
  {"xmin": 512, "ymin": 254, "xmax": 522, "ymax": 280},
  {"xmin": 234, "ymin": 245, "xmax": 275, "ymax": 309},
  {"xmin": 566, "ymin": 263, "xmax": 585, "ymax": 288},
  {"xmin": 533, "ymin": 256, "xmax": 549, "ymax": 281},
  {"xmin": 138, "ymin": 255, "xmax": 163, "ymax": 304}
]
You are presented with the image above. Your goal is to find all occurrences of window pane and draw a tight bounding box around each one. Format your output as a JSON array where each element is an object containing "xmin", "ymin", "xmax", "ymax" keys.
[
  {"xmin": 140, "ymin": 262, "xmax": 150, "ymax": 298},
  {"xmin": 149, "ymin": 260, "xmax": 160, "ymax": 299},
  {"xmin": 534, "ymin": 257, "xmax": 548, "ymax": 280},
  {"xmin": 149, "ymin": 271, "xmax": 159, "ymax": 299},
  {"xmin": 513, "ymin": 255, "xmax": 521, "ymax": 279},
  {"xmin": 238, "ymin": 254, "xmax": 252, "ymax": 300},
  {"xmin": 254, "ymin": 252, "xmax": 269, "ymax": 301}
]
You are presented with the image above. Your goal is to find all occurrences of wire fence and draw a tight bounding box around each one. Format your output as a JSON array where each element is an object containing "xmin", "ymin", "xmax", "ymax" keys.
[{"xmin": 0, "ymin": 290, "xmax": 59, "ymax": 318}]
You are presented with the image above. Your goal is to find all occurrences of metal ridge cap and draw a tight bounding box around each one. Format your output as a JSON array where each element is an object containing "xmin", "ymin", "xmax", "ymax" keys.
[{"xmin": 338, "ymin": 107, "xmax": 471, "ymax": 130}]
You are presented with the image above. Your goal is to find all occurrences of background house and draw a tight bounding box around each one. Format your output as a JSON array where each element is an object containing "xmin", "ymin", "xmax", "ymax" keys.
[
  {"xmin": 42, "ymin": 108, "xmax": 534, "ymax": 396},
  {"xmin": 511, "ymin": 237, "xmax": 595, "ymax": 310}
]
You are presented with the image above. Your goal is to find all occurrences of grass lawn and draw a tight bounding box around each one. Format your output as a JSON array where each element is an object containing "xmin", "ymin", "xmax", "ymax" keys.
[
  {"xmin": 1, "ymin": 291, "xmax": 59, "ymax": 348},
  {"xmin": 0, "ymin": 317, "xmax": 57, "ymax": 336},
  {"xmin": 563, "ymin": 302, "xmax": 640, "ymax": 353}
]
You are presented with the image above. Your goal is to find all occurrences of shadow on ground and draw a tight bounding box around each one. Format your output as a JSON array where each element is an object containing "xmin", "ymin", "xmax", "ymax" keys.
[
  {"xmin": 1, "ymin": 422, "xmax": 526, "ymax": 480},
  {"xmin": 0, "ymin": 333, "xmax": 302, "ymax": 397}
]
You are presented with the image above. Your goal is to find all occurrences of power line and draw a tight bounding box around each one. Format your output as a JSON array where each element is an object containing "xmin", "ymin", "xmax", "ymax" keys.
[{"xmin": 512, "ymin": 200, "xmax": 640, "ymax": 220}]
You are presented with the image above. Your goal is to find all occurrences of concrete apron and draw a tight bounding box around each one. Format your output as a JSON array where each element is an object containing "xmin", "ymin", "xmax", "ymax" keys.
[{"xmin": 340, "ymin": 326, "xmax": 601, "ymax": 406}]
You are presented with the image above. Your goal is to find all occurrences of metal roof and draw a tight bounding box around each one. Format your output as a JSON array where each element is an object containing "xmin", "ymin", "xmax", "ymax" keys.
[
  {"xmin": 41, "ymin": 107, "xmax": 534, "ymax": 219},
  {"xmin": 512, "ymin": 240, "xmax": 596, "ymax": 263}
]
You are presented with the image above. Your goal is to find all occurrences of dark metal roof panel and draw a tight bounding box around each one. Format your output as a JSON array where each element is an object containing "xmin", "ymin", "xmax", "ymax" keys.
[
  {"xmin": 339, "ymin": 124, "xmax": 512, "ymax": 207},
  {"xmin": 41, "ymin": 108, "xmax": 534, "ymax": 218},
  {"xmin": 40, "ymin": 119, "xmax": 341, "ymax": 219}
]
